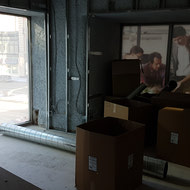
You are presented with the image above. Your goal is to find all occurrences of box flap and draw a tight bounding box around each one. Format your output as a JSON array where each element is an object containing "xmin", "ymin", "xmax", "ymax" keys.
[{"xmin": 77, "ymin": 117, "xmax": 144, "ymax": 137}]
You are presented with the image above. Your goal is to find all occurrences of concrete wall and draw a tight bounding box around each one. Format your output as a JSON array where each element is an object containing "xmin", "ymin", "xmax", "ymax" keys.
[
  {"xmin": 31, "ymin": 16, "xmax": 47, "ymax": 128},
  {"xmin": 50, "ymin": 0, "xmax": 88, "ymax": 132},
  {"xmin": 49, "ymin": 0, "xmax": 67, "ymax": 131},
  {"xmin": 67, "ymin": 0, "xmax": 88, "ymax": 132}
]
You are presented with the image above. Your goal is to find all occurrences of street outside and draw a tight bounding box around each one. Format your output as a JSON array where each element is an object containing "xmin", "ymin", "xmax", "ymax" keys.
[
  {"xmin": 0, "ymin": 14, "xmax": 29, "ymax": 125},
  {"xmin": 0, "ymin": 76, "xmax": 29, "ymax": 124}
]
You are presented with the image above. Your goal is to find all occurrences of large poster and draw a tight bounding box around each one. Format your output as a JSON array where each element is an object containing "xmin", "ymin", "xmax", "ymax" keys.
[{"xmin": 122, "ymin": 25, "xmax": 169, "ymax": 94}]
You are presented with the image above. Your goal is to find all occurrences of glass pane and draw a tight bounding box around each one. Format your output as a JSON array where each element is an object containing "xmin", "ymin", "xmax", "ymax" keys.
[
  {"xmin": 122, "ymin": 25, "xmax": 169, "ymax": 94},
  {"xmin": 122, "ymin": 26, "xmax": 138, "ymax": 59},
  {"xmin": 0, "ymin": 14, "xmax": 29, "ymax": 124},
  {"xmin": 170, "ymin": 25, "xmax": 190, "ymax": 94}
]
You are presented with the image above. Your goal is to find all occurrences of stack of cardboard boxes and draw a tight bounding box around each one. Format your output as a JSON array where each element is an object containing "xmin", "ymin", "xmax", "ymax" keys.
[
  {"xmin": 110, "ymin": 60, "xmax": 190, "ymax": 168},
  {"xmin": 75, "ymin": 59, "xmax": 190, "ymax": 190},
  {"xmin": 104, "ymin": 97, "xmax": 158, "ymax": 146},
  {"xmin": 75, "ymin": 60, "xmax": 152, "ymax": 190},
  {"xmin": 150, "ymin": 92, "xmax": 190, "ymax": 167},
  {"xmin": 104, "ymin": 60, "xmax": 158, "ymax": 147}
]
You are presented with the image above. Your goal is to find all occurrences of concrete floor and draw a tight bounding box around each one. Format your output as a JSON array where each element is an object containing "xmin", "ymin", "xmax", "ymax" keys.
[
  {"xmin": 0, "ymin": 133, "xmax": 76, "ymax": 190},
  {"xmin": 0, "ymin": 132, "xmax": 190, "ymax": 190}
]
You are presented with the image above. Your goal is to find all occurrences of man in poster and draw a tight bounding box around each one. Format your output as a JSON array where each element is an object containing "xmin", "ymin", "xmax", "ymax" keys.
[{"xmin": 142, "ymin": 52, "xmax": 165, "ymax": 94}]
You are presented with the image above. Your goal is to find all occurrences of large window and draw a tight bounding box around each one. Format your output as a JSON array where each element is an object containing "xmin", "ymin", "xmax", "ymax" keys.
[
  {"xmin": 0, "ymin": 14, "xmax": 29, "ymax": 124},
  {"xmin": 122, "ymin": 25, "xmax": 169, "ymax": 94}
]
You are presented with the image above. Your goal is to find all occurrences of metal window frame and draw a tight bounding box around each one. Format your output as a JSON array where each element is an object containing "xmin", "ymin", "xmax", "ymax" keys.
[
  {"xmin": 0, "ymin": 6, "xmax": 49, "ymax": 127},
  {"xmin": 0, "ymin": 12, "xmax": 32, "ymax": 125}
]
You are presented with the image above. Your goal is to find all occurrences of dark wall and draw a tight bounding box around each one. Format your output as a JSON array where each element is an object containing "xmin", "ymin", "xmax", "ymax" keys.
[
  {"xmin": 0, "ymin": 0, "xmax": 47, "ymax": 12},
  {"xmin": 89, "ymin": 0, "xmax": 190, "ymax": 12},
  {"xmin": 88, "ymin": 18, "xmax": 120, "ymax": 120}
]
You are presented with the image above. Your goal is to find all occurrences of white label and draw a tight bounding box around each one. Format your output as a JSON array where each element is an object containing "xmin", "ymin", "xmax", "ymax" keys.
[
  {"xmin": 128, "ymin": 154, "xmax": 134, "ymax": 169},
  {"xmin": 88, "ymin": 156, "xmax": 97, "ymax": 172},
  {"xmin": 113, "ymin": 104, "xmax": 116, "ymax": 113},
  {"xmin": 170, "ymin": 132, "xmax": 179, "ymax": 144}
]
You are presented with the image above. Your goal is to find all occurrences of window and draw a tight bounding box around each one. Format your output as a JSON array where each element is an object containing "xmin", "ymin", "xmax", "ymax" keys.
[{"xmin": 0, "ymin": 14, "xmax": 29, "ymax": 124}]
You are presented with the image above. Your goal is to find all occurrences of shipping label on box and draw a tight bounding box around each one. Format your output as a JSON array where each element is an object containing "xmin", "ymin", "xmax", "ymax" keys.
[
  {"xmin": 128, "ymin": 154, "xmax": 134, "ymax": 169},
  {"xmin": 88, "ymin": 156, "xmax": 97, "ymax": 172},
  {"xmin": 170, "ymin": 132, "xmax": 179, "ymax": 144},
  {"xmin": 104, "ymin": 101, "xmax": 129, "ymax": 120}
]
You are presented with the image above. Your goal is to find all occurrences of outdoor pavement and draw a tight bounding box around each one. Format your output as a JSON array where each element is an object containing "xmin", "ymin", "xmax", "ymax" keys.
[{"xmin": 0, "ymin": 76, "xmax": 29, "ymax": 124}]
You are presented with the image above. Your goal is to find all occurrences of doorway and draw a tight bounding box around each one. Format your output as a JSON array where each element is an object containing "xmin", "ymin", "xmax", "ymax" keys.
[{"xmin": 0, "ymin": 14, "xmax": 30, "ymax": 124}]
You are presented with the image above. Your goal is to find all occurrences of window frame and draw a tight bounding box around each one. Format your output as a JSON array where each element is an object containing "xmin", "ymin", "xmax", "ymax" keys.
[{"xmin": 0, "ymin": 13, "xmax": 32, "ymax": 125}]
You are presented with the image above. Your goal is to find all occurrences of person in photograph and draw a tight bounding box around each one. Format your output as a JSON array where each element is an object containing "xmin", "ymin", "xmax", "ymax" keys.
[
  {"xmin": 172, "ymin": 74, "xmax": 190, "ymax": 93},
  {"xmin": 171, "ymin": 26, "xmax": 190, "ymax": 81},
  {"xmin": 142, "ymin": 52, "xmax": 165, "ymax": 93},
  {"xmin": 124, "ymin": 45, "xmax": 144, "ymax": 60}
]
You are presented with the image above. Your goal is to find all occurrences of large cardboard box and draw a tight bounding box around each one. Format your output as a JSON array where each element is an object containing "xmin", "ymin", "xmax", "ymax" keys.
[
  {"xmin": 75, "ymin": 117, "xmax": 144, "ymax": 190},
  {"xmin": 112, "ymin": 60, "xmax": 140, "ymax": 97},
  {"xmin": 151, "ymin": 92, "xmax": 190, "ymax": 109},
  {"xmin": 104, "ymin": 100, "xmax": 129, "ymax": 120},
  {"xmin": 104, "ymin": 97, "xmax": 158, "ymax": 146},
  {"xmin": 157, "ymin": 107, "xmax": 190, "ymax": 167}
]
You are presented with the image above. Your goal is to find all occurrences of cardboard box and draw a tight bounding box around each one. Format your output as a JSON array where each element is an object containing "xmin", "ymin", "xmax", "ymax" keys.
[
  {"xmin": 104, "ymin": 97, "xmax": 158, "ymax": 146},
  {"xmin": 75, "ymin": 117, "xmax": 144, "ymax": 190},
  {"xmin": 157, "ymin": 107, "xmax": 190, "ymax": 167},
  {"xmin": 104, "ymin": 100, "xmax": 129, "ymax": 120},
  {"xmin": 151, "ymin": 92, "xmax": 190, "ymax": 109},
  {"xmin": 112, "ymin": 60, "xmax": 140, "ymax": 97}
]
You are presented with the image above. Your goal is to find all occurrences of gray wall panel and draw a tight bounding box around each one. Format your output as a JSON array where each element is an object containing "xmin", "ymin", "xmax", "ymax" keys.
[
  {"xmin": 50, "ymin": 0, "xmax": 88, "ymax": 132},
  {"xmin": 67, "ymin": 0, "xmax": 88, "ymax": 132},
  {"xmin": 50, "ymin": 0, "xmax": 67, "ymax": 131},
  {"xmin": 31, "ymin": 15, "xmax": 47, "ymax": 127}
]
